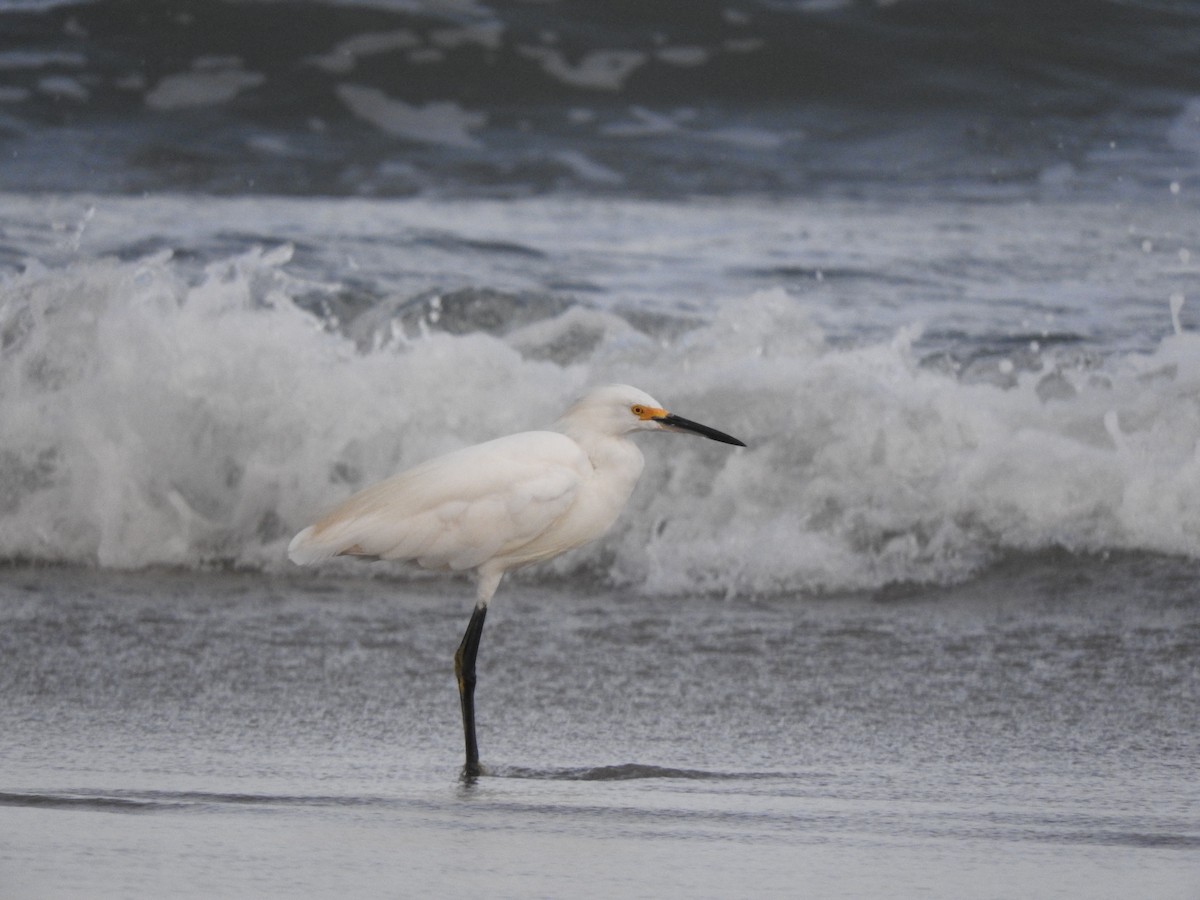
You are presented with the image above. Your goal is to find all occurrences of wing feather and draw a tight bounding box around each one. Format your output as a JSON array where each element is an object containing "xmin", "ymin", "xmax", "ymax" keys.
[{"xmin": 288, "ymin": 430, "xmax": 589, "ymax": 571}]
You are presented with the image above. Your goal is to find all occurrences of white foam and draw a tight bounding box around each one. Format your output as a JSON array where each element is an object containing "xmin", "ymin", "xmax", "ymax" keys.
[
  {"xmin": 1167, "ymin": 97, "xmax": 1200, "ymax": 154},
  {"xmin": 145, "ymin": 66, "xmax": 265, "ymax": 110},
  {"xmin": 0, "ymin": 50, "xmax": 86, "ymax": 70},
  {"xmin": 517, "ymin": 46, "xmax": 647, "ymax": 91},
  {"xmin": 308, "ymin": 30, "xmax": 421, "ymax": 73},
  {"xmin": 601, "ymin": 107, "xmax": 682, "ymax": 138},
  {"xmin": 4, "ymin": 194, "xmax": 1200, "ymax": 595},
  {"xmin": 702, "ymin": 125, "xmax": 785, "ymax": 150},
  {"xmin": 550, "ymin": 150, "xmax": 625, "ymax": 185},
  {"xmin": 336, "ymin": 84, "xmax": 485, "ymax": 147},
  {"xmin": 430, "ymin": 23, "xmax": 504, "ymax": 50},
  {"xmin": 655, "ymin": 46, "xmax": 709, "ymax": 67},
  {"xmin": 37, "ymin": 75, "xmax": 88, "ymax": 101}
]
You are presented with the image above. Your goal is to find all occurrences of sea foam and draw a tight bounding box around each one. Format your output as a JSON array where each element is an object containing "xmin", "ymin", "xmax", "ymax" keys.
[{"xmin": 3, "ymin": 230, "xmax": 1199, "ymax": 595}]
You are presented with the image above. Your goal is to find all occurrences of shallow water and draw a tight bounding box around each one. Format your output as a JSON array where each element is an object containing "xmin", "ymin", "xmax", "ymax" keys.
[{"xmin": 2, "ymin": 559, "xmax": 1197, "ymax": 898}]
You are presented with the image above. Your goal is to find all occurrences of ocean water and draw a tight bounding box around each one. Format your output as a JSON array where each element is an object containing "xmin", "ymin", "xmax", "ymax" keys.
[
  {"xmin": 2, "ymin": 0, "xmax": 1200, "ymax": 896},
  {"xmin": 4, "ymin": 192, "xmax": 1200, "ymax": 591}
]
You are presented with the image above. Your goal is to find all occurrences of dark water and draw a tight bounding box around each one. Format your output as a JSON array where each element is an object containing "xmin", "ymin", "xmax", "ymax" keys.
[
  {"xmin": 2, "ymin": 558, "xmax": 1198, "ymax": 897},
  {"xmin": 3, "ymin": 0, "xmax": 1199, "ymax": 197}
]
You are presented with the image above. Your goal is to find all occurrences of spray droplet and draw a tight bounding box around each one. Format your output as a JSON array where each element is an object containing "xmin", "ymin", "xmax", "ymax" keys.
[
  {"xmin": 1170, "ymin": 292, "xmax": 1185, "ymax": 335},
  {"xmin": 1104, "ymin": 410, "xmax": 1125, "ymax": 452}
]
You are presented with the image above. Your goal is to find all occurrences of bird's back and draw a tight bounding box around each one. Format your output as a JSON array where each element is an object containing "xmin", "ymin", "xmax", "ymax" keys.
[{"xmin": 287, "ymin": 430, "xmax": 592, "ymax": 572}]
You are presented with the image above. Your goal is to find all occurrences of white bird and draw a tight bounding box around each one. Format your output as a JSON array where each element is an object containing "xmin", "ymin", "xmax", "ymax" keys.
[{"xmin": 288, "ymin": 383, "xmax": 745, "ymax": 777}]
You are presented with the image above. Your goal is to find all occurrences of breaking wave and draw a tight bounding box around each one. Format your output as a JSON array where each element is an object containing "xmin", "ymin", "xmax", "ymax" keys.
[{"xmin": 3, "ymin": 217, "xmax": 1199, "ymax": 594}]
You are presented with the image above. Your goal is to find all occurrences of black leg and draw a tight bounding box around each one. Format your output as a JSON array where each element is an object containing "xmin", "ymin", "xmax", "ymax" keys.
[{"xmin": 454, "ymin": 602, "xmax": 488, "ymax": 778}]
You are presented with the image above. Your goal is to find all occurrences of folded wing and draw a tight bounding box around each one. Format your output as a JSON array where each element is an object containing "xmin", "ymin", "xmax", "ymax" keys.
[{"xmin": 288, "ymin": 430, "xmax": 590, "ymax": 572}]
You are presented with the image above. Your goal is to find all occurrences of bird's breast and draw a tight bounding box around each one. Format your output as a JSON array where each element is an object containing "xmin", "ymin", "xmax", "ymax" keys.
[{"xmin": 501, "ymin": 436, "xmax": 645, "ymax": 567}]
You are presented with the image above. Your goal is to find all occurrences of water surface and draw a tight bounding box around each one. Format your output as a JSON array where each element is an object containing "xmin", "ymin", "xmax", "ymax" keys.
[{"xmin": 2, "ymin": 560, "xmax": 1196, "ymax": 898}]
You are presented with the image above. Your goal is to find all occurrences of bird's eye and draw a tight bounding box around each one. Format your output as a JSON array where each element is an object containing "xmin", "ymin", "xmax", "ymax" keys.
[{"xmin": 631, "ymin": 404, "xmax": 645, "ymax": 416}]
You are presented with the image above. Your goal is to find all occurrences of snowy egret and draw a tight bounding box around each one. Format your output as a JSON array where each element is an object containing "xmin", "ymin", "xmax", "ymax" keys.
[{"xmin": 288, "ymin": 384, "xmax": 745, "ymax": 776}]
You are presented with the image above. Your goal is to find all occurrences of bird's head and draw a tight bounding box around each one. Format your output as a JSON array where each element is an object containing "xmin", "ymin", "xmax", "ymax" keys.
[{"xmin": 560, "ymin": 384, "xmax": 746, "ymax": 446}]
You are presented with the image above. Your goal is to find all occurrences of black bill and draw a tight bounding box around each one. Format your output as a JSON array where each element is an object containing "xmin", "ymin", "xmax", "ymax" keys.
[{"xmin": 655, "ymin": 413, "xmax": 746, "ymax": 447}]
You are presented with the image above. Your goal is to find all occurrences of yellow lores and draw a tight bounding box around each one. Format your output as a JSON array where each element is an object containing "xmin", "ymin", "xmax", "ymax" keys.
[{"xmin": 289, "ymin": 384, "xmax": 745, "ymax": 777}]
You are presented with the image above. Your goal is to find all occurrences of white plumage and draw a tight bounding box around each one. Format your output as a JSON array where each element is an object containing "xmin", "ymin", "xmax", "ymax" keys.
[
  {"xmin": 287, "ymin": 383, "xmax": 744, "ymax": 776},
  {"xmin": 288, "ymin": 430, "xmax": 591, "ymax": 575}
]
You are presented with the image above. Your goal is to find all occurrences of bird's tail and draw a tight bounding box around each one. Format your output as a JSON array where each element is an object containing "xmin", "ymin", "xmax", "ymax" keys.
[{"xmin": 287, "ymin": 526, "xmax": 337, "ymax": 566}]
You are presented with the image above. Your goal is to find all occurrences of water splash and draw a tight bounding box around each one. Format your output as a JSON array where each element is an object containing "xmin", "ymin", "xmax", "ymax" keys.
[{"xmin": 4, "ymin": 238, "xmax": 1200, "ymax": 595}]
